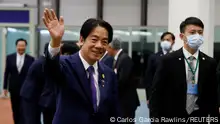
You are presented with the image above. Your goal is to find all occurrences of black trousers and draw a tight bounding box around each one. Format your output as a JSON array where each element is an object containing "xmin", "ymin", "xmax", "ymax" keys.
[
  {"xmin": 42, "ymin": 107, "xmax": 56, "ymax": 124},
  {"xmin": 10, "ymin": 92, "xmax": 21, "ymax": 124},
  {"xmin": 121, "ymin": 106, "xmax": 136, "ymax": 124}
]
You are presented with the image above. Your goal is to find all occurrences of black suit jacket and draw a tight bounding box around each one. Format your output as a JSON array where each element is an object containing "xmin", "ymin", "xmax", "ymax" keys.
[
  {"xmin": 20, "ymin": 56, "xmax": 57, "ymax": 124},
  {"xmin": 4, "ymin": 53, "xmax": 34, "ymax": 93},
  {"xmin": 101, "ymin": 54, "xmax": 114, "ymax": 69},
  {"xmin": 149, "ymin": 48, "xmax": 218, "ymax": 119},
  {"xmin": 144, "ymin": 51, "xmax": 164, "ymax": 100},
  {"xmin": 115, "ymin": 51, "xmax": 140, "ymax": 112}
]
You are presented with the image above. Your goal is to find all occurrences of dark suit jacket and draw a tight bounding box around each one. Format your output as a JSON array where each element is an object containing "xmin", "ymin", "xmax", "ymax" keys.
[
  {"xmin": 44, "ymin": 51, "xmax": 120, "ymax": 124},
  {"xmin": 114, "ymin": 51, "xmax": 140, "ymax": 113},
  {"xmin": 20, "ymin": 56, "xmax": 57, "ymax": 108},
  {"xmin": 101, "ymin": 54, "xmax": 114, "ymax": 69},
  {"xmin": 144, "ymin": 51, "xmax": 164, "ymax": 100},
  {"xmin": 149, "ymin": 48, "xmax": 218, "ymax": 119},
  {"xmin": 4, "ymin": 53, "xmax": 34, "ymax": 94},
  {"xmin": 20, "ymin": 56, "xmax": 57, "ymax": 124},
  {"xmin": 216, "ymin": 61, "xmax": 220, "ymax": 107}
]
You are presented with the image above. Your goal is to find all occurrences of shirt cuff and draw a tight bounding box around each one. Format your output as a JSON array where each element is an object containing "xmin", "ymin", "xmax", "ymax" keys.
[{"xmin": 48, "ymin": 43, "xmax": 60, "ymax": 57}]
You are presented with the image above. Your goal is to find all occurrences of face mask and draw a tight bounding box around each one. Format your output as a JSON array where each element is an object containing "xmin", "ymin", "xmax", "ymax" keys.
[
  {"xmin": 160, "ymin": 40, "xmax": 172, "ymax": 51},
  {"xmin": 186, "ymin": 34, "xmax": 204, "ymax": 49}
]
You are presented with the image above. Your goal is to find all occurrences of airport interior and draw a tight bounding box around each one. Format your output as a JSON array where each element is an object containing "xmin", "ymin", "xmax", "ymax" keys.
[{"xmin": 0, "ymin": 0, "xmax": 219, "ymax": 124}]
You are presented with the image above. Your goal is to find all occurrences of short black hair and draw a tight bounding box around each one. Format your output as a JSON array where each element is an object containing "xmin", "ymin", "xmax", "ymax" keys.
[
  {"xmin": 80, "ymin": 18, "xmax": 113, "ymax": 43},
  {"xmin": 61, "ymin": 43, "xmax": 80, "ymax": 55},
  {"xmin": 160, "ymin": 32, "xmax": 175, "ymax": 41},
  {"xmin": 180, "ymin": 17, "xmax": 204, "ymax": 33},
  {"xmin": 15, "ymin": 38, "xmax": 27, "ymax": 46}
]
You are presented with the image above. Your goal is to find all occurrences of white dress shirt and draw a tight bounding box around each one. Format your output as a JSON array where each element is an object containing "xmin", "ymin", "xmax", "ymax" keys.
[
  {"xmin": 100, "ymin": 51, "xmax": 108, "ymax": 61},
  {"xmin": 182, "ymin": 47, "xmax": 199, "ymax": 84},
  {"xmin": 162, "ymin": 49, "xmax": 168, "ymax": 55},
  {"xmin": 114, "ymin": 49, "xmax": 123, "ymax": 62},
  {"xmin": 16, "ymin": 53, "xmax": 25, "ymax": 72},
  {"xmin": 48, "ymin": 44, "xmax": 100, "ymax": 106}
]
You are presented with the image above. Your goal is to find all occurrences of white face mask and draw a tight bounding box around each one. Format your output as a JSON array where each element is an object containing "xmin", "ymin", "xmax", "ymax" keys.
[
  {"xmin": 186, "ymin": 34, "xmax": 204, "ymax": 49},
  {"xmin": 160, "ymin": 40, "xmax": 172, "ymax": 51}
]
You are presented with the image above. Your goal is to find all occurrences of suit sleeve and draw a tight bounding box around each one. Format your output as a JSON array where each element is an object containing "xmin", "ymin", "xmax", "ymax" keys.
[
  {"xmin": 209, "ymin": 59, "xmax": 219, "ymax": 117},
  {"xmin": 149, "ymin": 57, "xmax": 167, "ymax": 118},
  {"xmin": 217, "ymin": 61, "xmax": 220, "ymax": 107},
  {"xmin": 20, "ymin": 60, "xmax": 44, "ymax": 100},
  {"xmin": 117, "ymin": 56, "xmax": 133, "ymax": 91},
  {"xmin": 143, "ymin": 55, "xmax": 155, "ymax": 100},
  {"xmin": 45, "ymin": 44, "xmax": 64, "ymax": 85},
  {"xmin": 3, "ymin": 56, "xmax": 10, "ymax": 90}
]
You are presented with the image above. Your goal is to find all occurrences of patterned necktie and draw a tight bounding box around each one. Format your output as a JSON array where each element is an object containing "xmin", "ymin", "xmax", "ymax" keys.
[
  {"xmin": 87, "ymin": 66, "xmax": 97, "ymax": 112},
  {"xmin": 186, "ymin": 56, "xmax": 198, "ymax": 114}
]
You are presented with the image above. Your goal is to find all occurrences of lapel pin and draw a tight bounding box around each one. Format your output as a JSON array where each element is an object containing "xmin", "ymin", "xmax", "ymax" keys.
[
  {"xmin": 102, "ymin": 74, "xmax": 105, "ymax": 79},
  {"xmin": 202, "ymin": 57, "xmax": 205, "ymax": 60},
  {"xmin": 179, "ymin": 58, "xmax": 181, "ymax": 60}
]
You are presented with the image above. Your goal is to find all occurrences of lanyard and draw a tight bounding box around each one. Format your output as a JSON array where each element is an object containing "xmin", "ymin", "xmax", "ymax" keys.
[{"xmin": 184, "ymin": 56, "xmax": 199, "ymax": 84}]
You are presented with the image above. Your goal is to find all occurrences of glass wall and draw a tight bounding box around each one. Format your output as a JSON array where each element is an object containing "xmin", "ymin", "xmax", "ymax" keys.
[
  {"xmin": 37, "ymin": 26, "xmax": 167, "ymax": 88},
  {"xmin": 35, "ymin": 26, "xmax": 220, "ymax": 88},
  {"xmin": 0, "ymin": 28, "xmax": 3, "ymax": 92},
  {"xmin": 6, "ymin": 27, "xmax": 30, "ymax": 55}
]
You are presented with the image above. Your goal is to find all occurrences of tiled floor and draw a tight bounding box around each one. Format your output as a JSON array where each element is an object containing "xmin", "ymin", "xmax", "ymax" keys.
[{"xmin": 0, "ymin": 98, "xmax": 13, "ymax": 124}]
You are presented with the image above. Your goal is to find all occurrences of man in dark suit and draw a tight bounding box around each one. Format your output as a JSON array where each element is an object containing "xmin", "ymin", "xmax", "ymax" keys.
[
  {"xmin": 144, "ymin": 32, "xmax": 175, "ymax": 105},
  {"xmin": 20, "ymin": 42, "xmax": 80, "ymax": 124},
  {"xmin": 107, "ymin": 38, "xmax": 140, "ymax": 124},
  {"xmin": 150, "ymin": 17, "xmax": 218, "ymax": 123},
  {"xmin": 100, "ymin": 51, "xmax": 114, "ymax": 68},
  {"xmin": 3, "ymin": 38, "xmax": 35, "ymax": 124},
  {"xmin": 42, "ymin": 8, "xmax": 120, "ymax": 124}
]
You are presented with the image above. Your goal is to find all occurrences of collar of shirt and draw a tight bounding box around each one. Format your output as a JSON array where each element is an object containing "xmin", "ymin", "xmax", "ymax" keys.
[
  {"xmin": 162, "ymin": 49, "xmax": 167, "ymax": 55},
  {"xmin": 100, "ymin": 51, "xmax": 108, "ymax": 61},
  {"xmin": 114, "ymin": 49, "xmax": 123, "ymax": 61},
  {"xmin": 17, "ymin": 53, "xmax": 25, "ymax": 58},
  {"xmin": 182, "ymin": 47, "xmax": 199, "ymax": 60},
  {"xmin": 79, "ymin": 50, "xmax": 98, "ymax": 72}
]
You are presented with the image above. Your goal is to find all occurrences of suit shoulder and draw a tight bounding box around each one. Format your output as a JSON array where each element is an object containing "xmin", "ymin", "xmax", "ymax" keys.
[
  {"xmin": 26, "ymin": 54, "xmax": 35, "ymax": 59},
  {"xmin": 60, "ymin": 54, "xmax": 75, "ymax": 62},
  {"xmin": 28, "ymin": 59, "xmax": 44, "ymax": 74},
  {"xmin": 160, "ymin": 51, "xmax": 175, "ymax": 61},
  {"xmin": 158, "ymin": 50, "xmax": 181, "ymax": 65},
  {"xmin": 6, "ymin": 53, "xmax": 16, "ymax": 58},
  {"xmin": 148, "ymin": 53, "xmax": 157, "ymax": 60},
  {"xmin": 200, "ymin": 52, "xmax": 216, "ymax": 64},
  {"xmin": 59, "ymin": 53, "xmax": 78, "ymax": 67},
  {"xmin": 30, "ymin": 58, "xmax": 44, "ymax": 67}
]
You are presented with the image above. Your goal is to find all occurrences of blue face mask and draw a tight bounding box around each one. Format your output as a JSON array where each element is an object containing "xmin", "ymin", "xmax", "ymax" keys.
[
  {"xmin": 160, "ymin": 40, "xmax": 172, "ymax": 51},
  {"xmin": 186, "ymin": 34, "xmax": 204, "ymax": 49}
]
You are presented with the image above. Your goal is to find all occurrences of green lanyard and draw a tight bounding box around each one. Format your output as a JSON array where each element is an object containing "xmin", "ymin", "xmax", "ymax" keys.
[{"xmin": 184, "ymin": 56, "xmax": 199, "ymax": 84}]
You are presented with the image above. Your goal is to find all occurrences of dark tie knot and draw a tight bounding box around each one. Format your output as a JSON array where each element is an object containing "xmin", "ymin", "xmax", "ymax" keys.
[
  {"xmin": 188, "ymin": 56, "xmax": 195, "ymax": 61},
  {"xmin": 87, "ymin": 66, "xmax": 95, "ymax": 73}
]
